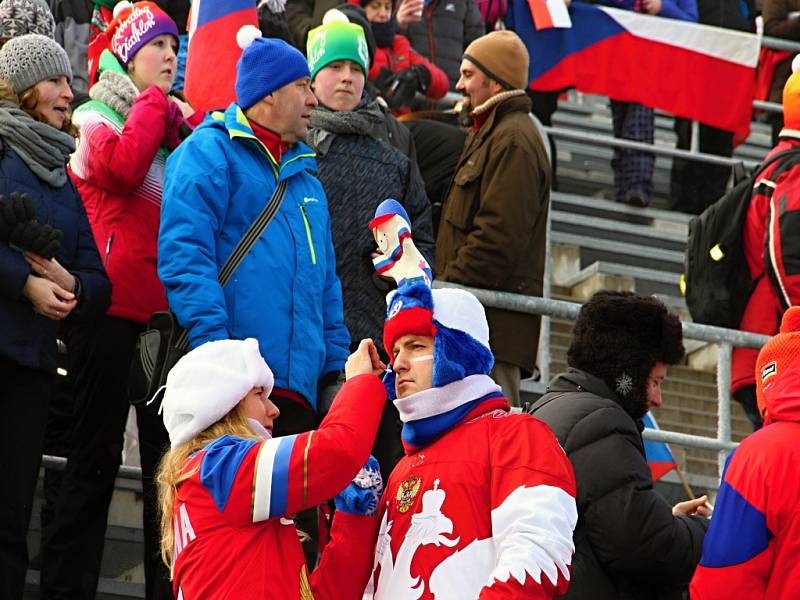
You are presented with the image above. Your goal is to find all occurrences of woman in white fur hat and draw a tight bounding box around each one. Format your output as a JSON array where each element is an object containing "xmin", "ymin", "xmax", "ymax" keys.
[{"xmin": 156, "ymin": 337, "xmax": 387, "ymax": 599}]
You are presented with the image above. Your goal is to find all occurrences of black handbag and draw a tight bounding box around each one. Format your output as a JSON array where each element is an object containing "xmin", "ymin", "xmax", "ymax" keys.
[{"xmin": 127, "ymin": 180, "xmax": 289, "ymax": 406}]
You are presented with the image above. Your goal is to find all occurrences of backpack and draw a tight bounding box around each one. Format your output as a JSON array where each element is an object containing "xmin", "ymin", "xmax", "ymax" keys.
[{"xmin": 683, "ymin": 148, "xmax": 800, "ymax": 328}]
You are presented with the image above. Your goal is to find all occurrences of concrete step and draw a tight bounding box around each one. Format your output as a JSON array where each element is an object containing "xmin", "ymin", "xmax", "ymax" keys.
[
  {"xmin": 561, "ymin": 261, "xmax": 682, "ymax": 300},
  {"xmin": 552, "ymin": 210, "xmax": 686, "ymax": 253},
  {"xmin": 552, "ymin": 191, "xmax": 691, "ymax": 232},
  {"xmin": 24, "ymin": 475, "xmax": 146, "ymax": 599},
  {"xmin": 552, "ymin": 231, "xmax": 685, "ymax": 274}
]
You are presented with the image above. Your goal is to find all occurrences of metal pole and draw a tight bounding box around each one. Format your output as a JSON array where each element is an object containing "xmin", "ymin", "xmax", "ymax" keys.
[
  {"xmin": 690, "ymin": 121, "xmax": 700, "ymax": 155},
  {"xmin": 42, "ymin": 454, "xmax": 143, "ymax": 480},
  {"xmin": 753, "ymin": 99, "xmax": 784, "ymax": 114},
  {"xmin": 540, "ymin": 192, "xmax": 552, "ymax": 388},
  {"xmin": 543, "ymin": 127, "xmax": 759, "ymax": 169},
  {"xmin": 762, "ymin": 34, "xmax": 800, "ymax": 52},
  {"xmin": 716, "ymin": 342, "xmax": 733, "ymax": 478}
]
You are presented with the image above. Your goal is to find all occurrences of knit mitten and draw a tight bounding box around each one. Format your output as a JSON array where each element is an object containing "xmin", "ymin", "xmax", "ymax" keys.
[
  {"xmin": 12, "ymin": 221, "xmax": 63, "ymax": 259},
  {"xmin": 0, "ymin": 191, "xmax": 36, "ymax": 241},
  {"xmin": 334, "ymin": 456, "xmax": 383, "ymax": 516}
]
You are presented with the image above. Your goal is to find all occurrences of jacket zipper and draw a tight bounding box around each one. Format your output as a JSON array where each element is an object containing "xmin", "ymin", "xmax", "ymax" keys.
[
  {"xmin": 298, "ymin": 205, "xmax": 317, "ymax": 265},
  {"xmin": 103, "ymin": 233, "xmax": 113, "ymax": 266},
  {"xmin": 426, "ymin": 3, "xmax": 436, "ymax": 68}
]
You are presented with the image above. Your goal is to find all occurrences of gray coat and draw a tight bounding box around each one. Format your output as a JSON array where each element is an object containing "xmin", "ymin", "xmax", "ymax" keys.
[
  {"xmin": 400, "ymin": 0, "xmax": 484, "ymax": 89},
  {"xmin": 308, "ymin": 117, "xmax": 435, "ymax": 353}
]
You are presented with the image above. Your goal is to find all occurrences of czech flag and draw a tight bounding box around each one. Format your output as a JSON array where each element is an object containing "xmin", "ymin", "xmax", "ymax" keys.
[
  {"xmin": 184, "ymin": 0, "xmax": 258, "ymax": 112},
  {"xmin": 506, "ymin": 1, "xmax": 760, "ymax": 135},
  {"xmin": 642, "ymin": 412, "xmax": 677, "ymax": 481}
]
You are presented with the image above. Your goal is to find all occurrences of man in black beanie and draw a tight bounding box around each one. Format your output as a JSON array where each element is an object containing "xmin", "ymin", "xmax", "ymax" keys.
[{"xmin": 530, "ymin": 290, "xmax": 711, "ymax": 600}]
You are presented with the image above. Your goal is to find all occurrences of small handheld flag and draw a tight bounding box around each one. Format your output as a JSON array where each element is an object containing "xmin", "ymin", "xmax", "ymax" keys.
[{"xmin": 642, "ymin": 412, "xmax": 677, "ymax": 481}]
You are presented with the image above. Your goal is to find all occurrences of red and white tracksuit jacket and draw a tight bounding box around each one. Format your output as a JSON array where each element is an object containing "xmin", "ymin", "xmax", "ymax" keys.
[{"xmin": 365, "ymin": 375, "xmax": 578, "ymax": 599}]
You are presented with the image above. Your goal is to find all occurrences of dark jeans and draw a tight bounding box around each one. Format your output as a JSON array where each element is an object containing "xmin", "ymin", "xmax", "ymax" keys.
[
  {"xmin": 136, "ymin": 402, "xmax": 174, "ymax": 600},
  {"xmin": 670, "ymin": 118, "xmax": 733, "ymax": 214},
  {"xmin": 40, "ymin": 315, "xmax": 173, "ymax": 599},
  {"xmin": 0, "ymin": 357, "xmax": 53, "ymax": 600},
  {"xmin": 39, "ymin": 340, "xmax": 75, "ymax": 541},
  {"xmin": 529, "ymin": 89, "xmax": 562, "ymax": 190}
]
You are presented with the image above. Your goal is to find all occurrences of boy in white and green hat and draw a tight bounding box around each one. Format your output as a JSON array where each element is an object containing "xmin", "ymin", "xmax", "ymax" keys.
[{"xmin": 307, "ymin": 13, "xmax": 369, "ymax": 111}]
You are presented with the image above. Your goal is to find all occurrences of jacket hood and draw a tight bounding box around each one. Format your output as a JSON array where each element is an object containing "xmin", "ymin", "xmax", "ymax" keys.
[{"xmin": 546, "ymin": 368, "xmax": 645, "ymax": 431}]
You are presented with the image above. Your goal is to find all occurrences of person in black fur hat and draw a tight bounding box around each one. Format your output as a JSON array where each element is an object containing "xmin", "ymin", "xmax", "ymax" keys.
[
  {"xmin": 566, "ymin": 290, "xmax": 685, "ymax": 419},
  {"xmin": 530, "ymin": 290, "xmax": 710, "ymax": 600}
]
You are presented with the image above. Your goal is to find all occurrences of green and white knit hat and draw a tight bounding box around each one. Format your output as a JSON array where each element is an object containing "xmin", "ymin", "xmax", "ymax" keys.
[{"xmin": 307, "ymin": 11, "xmax": 369, "ymax": 81}]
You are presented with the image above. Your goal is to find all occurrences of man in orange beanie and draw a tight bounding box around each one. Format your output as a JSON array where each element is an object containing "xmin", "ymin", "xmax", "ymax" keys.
[
  {"xmin": 436, "ymin": 29, "xmax": 550, "ymax": 406},
  {"xmin": 731, "ymin": 56, "xmax": 800, "ymax": 431},
  {"xmin": 691, "ymin": 306, "xmax": 800, "ymax": 598}
]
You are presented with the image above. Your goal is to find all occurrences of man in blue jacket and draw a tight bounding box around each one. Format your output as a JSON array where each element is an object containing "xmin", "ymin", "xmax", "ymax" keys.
[{"xmin": 159, "ymin": 31, "xmax": 351, "ymax": 437}]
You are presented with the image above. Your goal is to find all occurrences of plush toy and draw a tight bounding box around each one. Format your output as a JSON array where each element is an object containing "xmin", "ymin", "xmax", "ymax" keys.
[{"xmin": 369, "ymin": 199, "xmax": 432, "ymax": 288}]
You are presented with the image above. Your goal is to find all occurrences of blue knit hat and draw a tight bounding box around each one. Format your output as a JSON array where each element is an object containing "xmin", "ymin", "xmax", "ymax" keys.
[{"xmin": 235, "ymin": 26, "xmax": 310, "ymax": 110}]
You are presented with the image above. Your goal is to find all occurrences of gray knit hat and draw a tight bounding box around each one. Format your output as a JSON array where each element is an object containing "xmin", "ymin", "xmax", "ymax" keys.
[
  {"xmin": 0, "ymin": 0, "xmax": 56, "ymax": 39},
  {"xmin": 0, "ymin": 34, "xmax": 72, "ymax": 95}
]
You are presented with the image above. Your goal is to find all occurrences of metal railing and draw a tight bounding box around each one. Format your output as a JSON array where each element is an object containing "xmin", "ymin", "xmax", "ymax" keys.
[
  {"xmin": 543, "ymin": 126, "xmax": 761, "ymax": 169},
  {"xmin": 433, "ymin": 281, "xmax": 770, "ymax": 478},
  {"xmin": 43, "ymin": 283, "xmax": 768, "ymax": 482},
  {"xmin": 44, "ymin": 32, "xmax": 789, "ymax": 484}
]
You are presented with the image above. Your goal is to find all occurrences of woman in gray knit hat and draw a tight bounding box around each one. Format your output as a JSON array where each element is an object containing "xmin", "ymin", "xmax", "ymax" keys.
[{"xmin": 0, "ymin": 33, "xmax": 110, "ymax": 600}]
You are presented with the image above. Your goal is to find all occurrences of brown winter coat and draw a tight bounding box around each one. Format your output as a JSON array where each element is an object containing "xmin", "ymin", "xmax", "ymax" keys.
[
  {"xmin": 763, "ymin": 0, "xmax": 800, "ymax": 103},
  {"xmin": 436, "ymin": 93, "xmax": 550, "ymax": 374}
]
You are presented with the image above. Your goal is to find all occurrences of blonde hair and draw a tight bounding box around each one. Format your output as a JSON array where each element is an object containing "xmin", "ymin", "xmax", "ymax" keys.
[
  {"xmin": 156, "ymin": 402, "xmax": 261, "ymax": 574},
  {"xmin": 0, "ymin": 78, "xmax": 78, "ymax": 137}
]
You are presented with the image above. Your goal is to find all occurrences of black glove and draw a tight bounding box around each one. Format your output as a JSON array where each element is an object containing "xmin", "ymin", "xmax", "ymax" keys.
[
  {"xmin": 374, "ymin": 67, "xmax": 397, "ymax": 95},
  {"xmin": 10, "ymin": 220, "xmax": 63, "ymax": 259},
  {"xmin": 0, "ymin": 192, "xmax": 36, "ymax": 241},
  {"xmin": 384, "ymin": 65, "xmax": 431, "ymax": 111},
  {"xmin": 28, "ymin": 223, "xmax": 63, "ymax": 259},
  {"xmin": 0, "ymin": 192, "xmax": 63, "ymax": 259}
]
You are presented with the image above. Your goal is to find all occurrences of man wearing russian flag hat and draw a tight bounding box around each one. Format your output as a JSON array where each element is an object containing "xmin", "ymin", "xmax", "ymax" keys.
[{"xmin": 361, "ymin": 200, "xmax": 578, "ymax": 598}]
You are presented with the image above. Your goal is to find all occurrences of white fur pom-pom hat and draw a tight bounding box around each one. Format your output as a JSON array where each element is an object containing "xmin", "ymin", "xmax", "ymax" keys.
[{"xmin": 161, "ymin": 338, "xmax": 274, "ymax": 446}]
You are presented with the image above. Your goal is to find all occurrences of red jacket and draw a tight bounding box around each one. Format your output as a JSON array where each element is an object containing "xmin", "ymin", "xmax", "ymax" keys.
[
  {"xmin": 691, "ymin": 363, "xmax": 800, "ymax": 599},
  {"xmin": 369, "ymin": 34, "xmax": 450, "ymax": 106},
  {"xmin": 70, "ymin": 85, "xmax": 189, "ymax": 324},
  {"xmin": 172, "ymin": 374, "xmax": 386, "ymax": 599},
  {"xmin": 732, "ymin": 136, "xmax": 800, "ymax": 392}
]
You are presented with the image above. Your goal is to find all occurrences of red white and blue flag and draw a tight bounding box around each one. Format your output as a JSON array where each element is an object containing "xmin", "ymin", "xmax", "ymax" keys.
[
  {"xmin": 642, "ymin": 412, "xmax": 677, "ymax": 481},
  {"xmin": 507, "ymin": 1, "xmax": 760, "ymax": 135},
  {"xmin": 184, "ymin": 0, "xmax": 258, "ymax": 112},
  {"xmin": 526, "ymin": 0, "xmax": 572, "ymax": 30}
]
